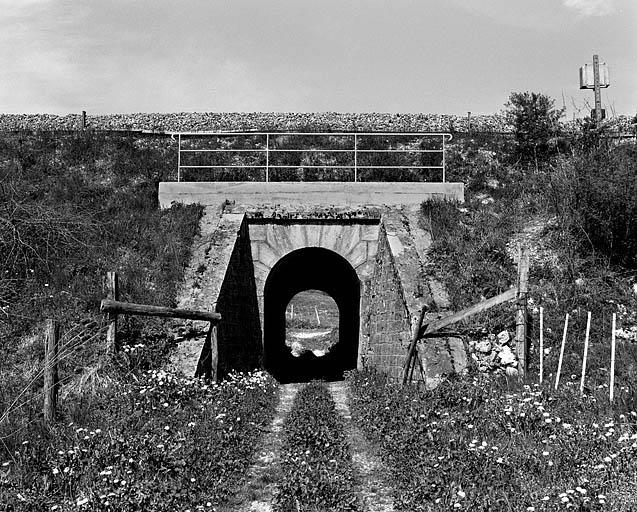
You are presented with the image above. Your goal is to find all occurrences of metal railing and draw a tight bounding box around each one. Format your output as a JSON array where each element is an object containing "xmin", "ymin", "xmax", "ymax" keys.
[{"xmin": 170, "ymin": 131, "xmax": 453, "ymax": 183}]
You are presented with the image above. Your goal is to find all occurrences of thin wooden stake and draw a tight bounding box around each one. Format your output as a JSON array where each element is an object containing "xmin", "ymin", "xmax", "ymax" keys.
[
  {"xmin": 516, "ymin": 246, "xmax": 530, "ymax": 380},
  {"xmin": 315, "ymin": 306, "xmax": 320, "ymax": 326},
  {"xmin": 610, "ymin": 313, "xmax": 616, "ymax": 403},
  {"xmin": 43, "ymin": 319, "xmax": 60, "ymax": 423},
  {"xmin": 539, "ymin": 306, "xmax": 544, "ymax": 384},
  {"xmin": 106, "ymin": 271, "xmax": 119, "ymax": 355},
  {"xmin": 555, "ymin": 313, "xmax": 569, "ymax": 390},
  {"xmin": 580, "ymin": 311, "xmax": 591, "ymax": 396}
]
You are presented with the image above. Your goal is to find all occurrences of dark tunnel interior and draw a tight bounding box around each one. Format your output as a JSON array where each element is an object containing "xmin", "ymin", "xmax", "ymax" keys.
[{"xmin": 263, "ymin": 247, "xmax": 360, "ymax": 383}]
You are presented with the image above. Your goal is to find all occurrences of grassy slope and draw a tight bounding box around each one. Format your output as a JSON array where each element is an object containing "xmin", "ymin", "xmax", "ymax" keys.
[
  {"xmin": 348, "ymin": 368, "xmax": 637, "ymax": 511},
  {"xmin": 0, "ymin": 131, "xmax": 204, "ymax": 460},
  {"xmin": 422, "ymin": 134, "xmax": 637, "ymax": 397}
]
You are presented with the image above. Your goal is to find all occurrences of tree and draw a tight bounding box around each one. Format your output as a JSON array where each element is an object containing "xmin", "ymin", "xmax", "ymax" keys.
[{"xmin": 505, "ymin": 92, "xmax": 564, "ymax": 167}]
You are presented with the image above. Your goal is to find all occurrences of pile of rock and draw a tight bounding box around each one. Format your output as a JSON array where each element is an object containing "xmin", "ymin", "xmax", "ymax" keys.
[
  {"xmin": 468, "ymin": 330, "xmax": 519, "ymax": 376},
  {"xmin": 1, "ymin": 112, "xmax": 634, "ymax": 135},
  {"xmin": 0, "ymin": 112, "xmax": 511, "ymax": 133}
]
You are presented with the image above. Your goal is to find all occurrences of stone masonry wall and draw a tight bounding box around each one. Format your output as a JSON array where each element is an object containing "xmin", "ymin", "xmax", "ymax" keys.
[
  {"xmin": 363, "ymin": 224, "xmax": 412, "ymax": 379},
  {"xmin": 215, "ymin": 219, "xmax": 262, "ymax": 378}
]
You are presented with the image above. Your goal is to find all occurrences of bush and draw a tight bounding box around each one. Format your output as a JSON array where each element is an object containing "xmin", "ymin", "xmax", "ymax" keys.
[
  {"xmin": 549, "ymin": 144, "xmax": 637, "ymax": 268},
  {"xmin": 275, "ymin": 382, "xmax": 359, "ymax": 512},
  {"xmin": 505, "ymin": 92, "xmax": 564, "ymax": 167},
  {"xmin": 420, "ymin": 199, "xmax": 517, "ymax": 314}
]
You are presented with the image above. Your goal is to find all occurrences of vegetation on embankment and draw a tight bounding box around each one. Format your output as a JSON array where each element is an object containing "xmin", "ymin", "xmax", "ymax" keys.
[
  {"xmin": 275, "ymin": 381, "xmax": 359, "ymax": 512},
  {"xmin": 1, "ymin": 370, "xmax": 278, "ymax": 511},
  {"xmin": 0, "ymin": 131, "xmax": 203, "ymax": 464},
  {"xmin": 348, "ymin": 368, "xmax": 637, "ymax": 511},
  {"xmin": 420, "ymin": 97, "xmax": 637, "ymax": 390}
]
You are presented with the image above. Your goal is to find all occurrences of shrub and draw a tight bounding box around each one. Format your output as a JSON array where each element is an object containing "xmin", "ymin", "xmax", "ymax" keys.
[
  {"xmin": 504, "ymin": 92, "xmax": 564, "ymax": 167},
  {"xmin": 549, "ymin": 143, "xmax": 637, "ymax": 268},
  {"xmin": 420, "ymin": 199, "xmax": 517, "ymax": 315}
]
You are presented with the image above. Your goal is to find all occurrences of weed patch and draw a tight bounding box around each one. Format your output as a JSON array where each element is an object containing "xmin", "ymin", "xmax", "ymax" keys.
[
  {"xmin": 275, "ymin": 381, "xmax": 359, "ymax": 512},
  {"xmin": 1, "ymin": 370, "xmax": 277, "ymax": 511},
  {"xmin": 347, "ymin": 368, "xmax": 637, "ymax": 511}
]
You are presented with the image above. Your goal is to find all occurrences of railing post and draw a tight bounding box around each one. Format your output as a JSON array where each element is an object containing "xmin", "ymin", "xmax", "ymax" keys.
[
  {"xmin": 177, "ymin": 133, "xmax": 181, "ymax": 182},
  {"xmin": 43, "ymin": 319, "xmax": 60, "ymax": 424},
  {"xmin": 354, "ymin": 134, "xmax": 358, "ymax": 182},
  {"xmin": 265, "ymin": 133, "xmax": 269, "ymax": 182},
  {"xmin": 442, "ymin": 134, "xmax": 446, "ymax": 183},
  {"xmin": 106, "ymin": 271, "xmax": 119, "ymax": 355}
]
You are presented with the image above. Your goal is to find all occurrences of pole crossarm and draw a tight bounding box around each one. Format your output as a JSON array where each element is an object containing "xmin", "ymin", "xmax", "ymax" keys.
[{"xmin": 100, "ymin": 299, "xmax": 221, "ymax": 323}]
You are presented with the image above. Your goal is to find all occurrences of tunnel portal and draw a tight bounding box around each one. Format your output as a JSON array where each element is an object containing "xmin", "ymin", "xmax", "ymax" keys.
[{"xmin": 263, "ymin": 247, "xmax": 360, "ymax": 383}]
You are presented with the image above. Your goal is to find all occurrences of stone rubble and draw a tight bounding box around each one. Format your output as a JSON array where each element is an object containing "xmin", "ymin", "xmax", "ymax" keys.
[{"xmin": 468, "ymin": 329, "xmax": 520, "ymax": 374}]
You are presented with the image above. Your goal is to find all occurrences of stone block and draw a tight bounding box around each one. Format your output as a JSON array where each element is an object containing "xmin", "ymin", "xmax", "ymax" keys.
[
  {"xmin": 347, "ymin": 242, "xmax": 368, "ymax": 268},
  {"xmin": 286, "ymin": 224, "xmax": 307, "ymax": 250},
  {"xmin": 257, "ymin": 243, "xmax": 280, "ymax": 269},
  {"xmin": 361, "ymin": 224, "xmax": 380, "ymax": 242},
  {"xmin": 320, "ymin": 224, "xmax": 341, "ymax": 252},
  {"xmin": 336, "ymin": 225, "xmax": 361, "ymax": 255},
  {"xmin": 305, "ymin": 224, "xmax": 322, "ymax": 247},
  {"xmin": 250, "ymin": 241, "xmax": 260, "ymax": 261},
  {"xmin": 449, "ymin": 337, "xmax": 468, "ymax": 374},
  {"xmin": 420, "ymin": 338, "xmax": 454, "ymax": 378},
  {"xmin": 366, "ymin": 240, "xmax": 379, "ymax": 260},
  {"xmin": 248, "ymin": 223, "xmax": 267, "ymax": 241}
]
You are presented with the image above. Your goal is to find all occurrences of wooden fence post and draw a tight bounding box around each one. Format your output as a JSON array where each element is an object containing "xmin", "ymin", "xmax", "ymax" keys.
[
  {"xmin": 539, "ymin": 306, "xmax": 544, "ymax": 384},
  {"xmin": 610, "ymin": 313, "xmax": 617, "ymax": 403},
  {"xmin": 106, "ymin": 271, "xmax": 119, "ymax": 355},
  {"xmin": 555, "ymin": 313, "xmax": 569, "ymax": 390},
  {"xmin": 43, "ymin": 319, "xmax": 60, "ymax": 423},
  {"xmin": 516, "ymin": 246, "xmax": 530, "ymax": 380}
]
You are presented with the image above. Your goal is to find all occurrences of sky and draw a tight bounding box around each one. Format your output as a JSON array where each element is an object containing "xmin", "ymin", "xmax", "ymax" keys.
[{"xmin": 1, "ymin": 0, "xmax": 635, "ymax": 118}]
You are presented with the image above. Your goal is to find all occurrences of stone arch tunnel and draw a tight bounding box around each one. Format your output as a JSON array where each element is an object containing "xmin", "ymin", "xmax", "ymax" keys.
[
  {"xmin": 164, "ymin": 182, "xmax": 468, "ymax": 387},
  {"xmin": 263, "ymin": 247, "xmax": 360, "ymax": 383}
]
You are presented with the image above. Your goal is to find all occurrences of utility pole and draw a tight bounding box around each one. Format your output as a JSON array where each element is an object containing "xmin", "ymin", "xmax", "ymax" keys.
[
  {"xmin": 580, "ymin": 54, "xmax": 610, "ymax": 126},
  {"xmin": 592, "ymin": 55, "xmax": 602, "ymax": 124}
]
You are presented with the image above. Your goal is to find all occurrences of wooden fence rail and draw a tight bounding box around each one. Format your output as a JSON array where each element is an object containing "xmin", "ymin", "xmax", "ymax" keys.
[
  {"xmin": 403, "ymin": 246, "xmax": 530, "ymax": 384},
  {"xmin": 101, "ymin": 271, "xmax": 221, "ymax": 355}
]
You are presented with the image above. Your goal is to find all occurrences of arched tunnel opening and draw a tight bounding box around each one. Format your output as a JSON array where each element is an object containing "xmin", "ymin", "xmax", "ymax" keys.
[{"xmin": 264, "ymin": 247, "xmax": 360, "ymax": 383}]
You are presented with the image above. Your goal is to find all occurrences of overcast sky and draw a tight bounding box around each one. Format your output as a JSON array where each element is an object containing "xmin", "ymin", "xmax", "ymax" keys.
[{"xmin": 1, "ymin": 0, "xmax": 635, "ymax": 117}]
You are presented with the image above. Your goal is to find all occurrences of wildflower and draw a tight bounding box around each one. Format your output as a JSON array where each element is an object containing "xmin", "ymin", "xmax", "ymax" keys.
[
  {"xmin": 76, "ymin": 497, "xmax": 89, "ymax": 506},
  {"xmin": 457, "ymin": 490, "xmax": 466, "ymax": 498}
]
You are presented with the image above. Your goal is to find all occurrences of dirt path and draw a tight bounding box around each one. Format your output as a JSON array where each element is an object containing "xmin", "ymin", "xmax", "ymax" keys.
[
  {"xmin": 328, "ymin": 381, "xmax": 395, "ymax": 512},
  {"xmin": 221, "ymin": 383, "xmax": 300, "ymax": 512}
]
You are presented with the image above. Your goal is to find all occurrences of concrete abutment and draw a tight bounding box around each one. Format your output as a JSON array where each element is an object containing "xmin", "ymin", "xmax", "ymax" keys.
[{"xmin": 165, "ymin": 182, "xmax": 467, "ymax": 386}]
